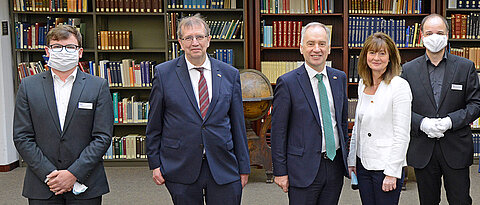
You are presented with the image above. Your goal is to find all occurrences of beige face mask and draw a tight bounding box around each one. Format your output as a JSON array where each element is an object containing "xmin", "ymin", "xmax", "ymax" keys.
[{"xmin": 423, "ymin": 34, "xmax": 448, "ymax": 53}]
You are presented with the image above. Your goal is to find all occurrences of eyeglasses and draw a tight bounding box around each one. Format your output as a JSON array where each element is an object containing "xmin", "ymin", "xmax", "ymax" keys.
[
  {"xmin": 48, "ymin": 44, "xmax": 80, "ymax": 53},
  {"xmin": 180, "ymin": 35, "xmax": 209, "ymax": 42}
]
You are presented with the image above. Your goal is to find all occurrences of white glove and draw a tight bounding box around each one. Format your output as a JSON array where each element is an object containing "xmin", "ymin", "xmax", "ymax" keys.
[
  {"xmin": 420, "ymin": 117, "xmax": 444, "ymax": 138},
  {"xmin": 436, "ymin": 117, "xmax": 452, "ymax": 132}
]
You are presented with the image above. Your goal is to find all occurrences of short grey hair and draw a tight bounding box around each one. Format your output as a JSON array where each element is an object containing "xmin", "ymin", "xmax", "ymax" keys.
[
  {"xmin": 421, "ymin": 14, "xmax": 449, "ymax": 33},
  {"xmin": 300, "ymin": 22, "xmax": 331, "ymax": 46},
  {"xmin": 177, "ymin": 13, "xmax": 210, "ymax": 39}
]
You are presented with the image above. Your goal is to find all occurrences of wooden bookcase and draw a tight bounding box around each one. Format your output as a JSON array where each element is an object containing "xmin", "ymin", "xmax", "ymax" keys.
[
  {"xmin": 9, "ymin": 0, "xmax": 248, "ymax": 166},
  {"xmin": 252, "ymin": 0, "xmax": 438, "ymax": 98}
]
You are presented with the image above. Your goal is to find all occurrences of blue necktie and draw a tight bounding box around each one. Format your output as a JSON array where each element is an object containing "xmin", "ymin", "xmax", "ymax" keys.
[{"xmin": 315, "ymin": 73, "xmax": 336, "ymax": 160}]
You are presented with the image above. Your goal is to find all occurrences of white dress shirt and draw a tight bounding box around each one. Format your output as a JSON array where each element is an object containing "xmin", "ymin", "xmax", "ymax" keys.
[
  {"xmin": 186, "ymin": 56, "xmax": 212, "ymax": 109},
  {"xmin": 52, "ymin": 68, "xmax": 78, "ymax": 131},
  {"xmin": 304, "ymin": 63, "xmax": 340, "ymax": 152}
]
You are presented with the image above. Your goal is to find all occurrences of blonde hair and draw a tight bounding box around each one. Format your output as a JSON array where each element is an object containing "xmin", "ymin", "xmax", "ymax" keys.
[{"xmin": 357, "ymin": 32, "xmax": 401, "ymax": 86}]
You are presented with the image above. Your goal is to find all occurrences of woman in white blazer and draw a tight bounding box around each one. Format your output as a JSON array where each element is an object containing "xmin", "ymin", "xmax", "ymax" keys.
[{"xmin": 347, "ymin": 32, "xmax": 412, "ymax": 205}]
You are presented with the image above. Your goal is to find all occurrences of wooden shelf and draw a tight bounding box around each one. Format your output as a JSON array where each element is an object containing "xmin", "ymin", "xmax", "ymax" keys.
[
  {"xmin": 97, "ymin": 49, "xmax": 166, "ymax": 53},
  {"xmin": 167, "ymin": 39, "xmax": 244, "ymax": 42},
  {"xmin": 262, "ymin": 46, "xmax": 343, "ymax": 50},
  {"xmin": 95, "ymin": 12, "xmax": 165, "ymax": 16},
  {"xmin": 348, "ymin": 13, "xmax": 429, "ymax": 17},
  {"xmin": 167, "ymin": 8, "xmax": 243, "ymax": 12},
  {"xmin": 349, "ymin": 47, "xmax": 425, "ymax": 50},
  {"xmin": 110, "ymin": 87, "xmax": 151, "ymax": 90},
  {"xmin": 446, "ymin": 9, "xmax": 480, "ymax": 12},
  {"xmin": 114, "ymin": 123, "xmax": 148, "ymax": 126},
  {"xmin": 449, "ymin": 39, "xmax": 480, "ymax": 42},
  {"xmin": 12, "ymin": 11, "xmax": 93, "ymax": 15},
  {"xmin": 15, "ymin": 48, "xmax": 96, "ymax": 52},
  {"xmin": 261, "ymin": 13, "xmax": 343, "ymax": 17}
]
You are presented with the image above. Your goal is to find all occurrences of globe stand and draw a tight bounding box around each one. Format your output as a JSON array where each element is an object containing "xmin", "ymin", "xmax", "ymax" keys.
[{"xmin": 246, "ymin": 115, "xmax": 273, "ymax": 183}]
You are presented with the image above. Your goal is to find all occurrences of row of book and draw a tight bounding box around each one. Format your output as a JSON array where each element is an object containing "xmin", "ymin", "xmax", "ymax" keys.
[
  {"xmin": 447, "ymin": 0, "xmax": 480, "ymax": 9},
  {"xmin": 17, "ymin": 62, "xmax": 48, "ymax": 82},
  {"xmin": 94, "ymin": 59, "xmax": 156, "ymax": 87},
  {"xmin": 449, "ymin": 13, "xmax": 479, "ymax": 40},
  {"xmin": 112, "ymin": 94, "xmax": 149, "ymax": 123},
  {"xmin": 15, "ymin": 17, "xmax": 85, "ymax": 50},
  {"xmin": 261, "ymin": 61, "xmax": 332, "ymax": 83},
  {"xmin": 348, "ymin": 17, "xmax": 423, "ymax": 48},
  {"xmin": 166, "ymin": 0, "xmax": 237, "ymax": 9},
  {"xmin": 169, "ymin": 42, "xmax": 183, "ymax": 60},
  {"xmin": 348, "ymin": 55, "xmax": 360, "ymax": 83},
  {"xmin": 96, "ymin": 0, "xmax": 163, "ymax": 12},
  {"xmin": 167, "ymin": 13, "xmax": 243, "ymax": 40},
  {"xmin": 347, "ymin": 98, "xmax": 358, "ymax": 123},
  {"xmin": 13, "ymin": 0, "xmax": 89, "ymax": 12},
  {"xmin": 97, "ymin": 31, "xmax": 132, "ymax": 50},
  {"xmin": 450, "ymin": 47, "xmax": 480, "ymax": 70},
  {"xmin": 215, "ymin": 49, "xmax": 234, "ymax": 65},
  {"xmin": 473, "ymin": 133, "xmax": 480, "ymax": 158},
  {"xmin": 261, "ymin": 61, "xmax": 304, "ymax": 83},
  {"xmin": 260, "ymin": 0, "xmax": 334, "ymax": 14},
  {"xmin": 262, "ymin": 21, "xmax": 302, "ymax": 48},
  {"xmin": 349, "ymin": 0, "xmax": 423, "ymax": 14},
  {"xmin": 103, "ymin": 135, "xmax": 147, "ymax": 159}
]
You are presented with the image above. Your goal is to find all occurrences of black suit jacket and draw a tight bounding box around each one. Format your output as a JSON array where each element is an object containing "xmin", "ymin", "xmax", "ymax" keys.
[
  {"xmin": 401, "ymin": 53, "xmax": 480, "ymax": 169},
  {"xmin": 13, "ymin": 70, "xmax": 113, "ymax": 199}
]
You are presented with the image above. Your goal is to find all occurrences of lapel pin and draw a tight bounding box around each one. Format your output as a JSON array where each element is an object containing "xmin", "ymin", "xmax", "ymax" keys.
[
  {"xmin": 333, "ymin": 76, "xmax": 338, "ymax": 79},
  {"xmin": 217, "ymin": 74, "xmax": 222, "ymax": 77}
]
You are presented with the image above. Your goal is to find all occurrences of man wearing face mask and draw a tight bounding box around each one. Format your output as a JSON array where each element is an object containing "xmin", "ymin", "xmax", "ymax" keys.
[
  {"xmin": 401, "ymin": 14, "xmax": 480, "ymax": 205},
  {"xmin": 13, "ymin": 25, "xmax": 113, "ymax": 204}
]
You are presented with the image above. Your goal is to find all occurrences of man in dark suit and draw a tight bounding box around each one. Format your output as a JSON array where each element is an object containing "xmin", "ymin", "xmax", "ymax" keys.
[
  {"xmin": 271, "ymin": 22, "xmax": 349, "ymax": 204},
  {"xmin": 401, "ymin": 14, "xmax": 480, "ymax": 205},
  {"xmin": 146, "ymin": 14, "xmax": 250, "ymax": 205},
  {"xmin": 13, "ymin": 25, "xmax": 113, "ymax": 204}
]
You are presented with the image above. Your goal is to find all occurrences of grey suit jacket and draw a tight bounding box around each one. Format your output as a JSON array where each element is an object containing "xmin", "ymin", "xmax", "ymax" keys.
[
  {"xmin": 13, "ymin": 69, "xmax": 113, "ymax": 199},
  {"xmin": 401, "ymin": 53, "xmax": 480, "ymax": 169}
]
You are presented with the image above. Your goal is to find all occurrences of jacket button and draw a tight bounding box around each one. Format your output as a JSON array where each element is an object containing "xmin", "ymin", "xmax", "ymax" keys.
[
  {"xmin": 367, "ymin": 133, "xmax": 372, "ymax": 137},
  {"xmin": 58, "ymin": 160, "xmax": 62, "ymax": 163},
  {"xmin": 60, "ymin": 138, "xmax": 65, "ymax": 142}
]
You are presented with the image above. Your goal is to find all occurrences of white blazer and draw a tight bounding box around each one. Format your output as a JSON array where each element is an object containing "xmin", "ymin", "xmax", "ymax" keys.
[{"xmin": 347, "ymin": 76, "xmax": 412, "ymax": 178}]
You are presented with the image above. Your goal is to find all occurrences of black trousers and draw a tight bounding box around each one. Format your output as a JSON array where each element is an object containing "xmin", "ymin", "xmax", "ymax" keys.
[
  {"xmin": 165, "ymin": 159, "xmax": 242, "ymax": 205},
  {"xmin": 414, "ymin": 141, "xmax": 472, "ymax": 205},
  {"xmin": 28, "ymin": 195, "xmax": 101, "ymax": 205},
  {"xmin": 288, "ymin": 149, "xmax": 344, "ymax": 205},
  {"xmin": 356, "ymin": 158, "xmax": 404, "ymax": 205}
]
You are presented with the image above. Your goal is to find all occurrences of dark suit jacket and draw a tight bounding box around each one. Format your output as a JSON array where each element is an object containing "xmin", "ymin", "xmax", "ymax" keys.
[
  {"xmin": 146, "ymin": 55, "xmax": 250, "ymax": 185},
  {"xmin": 401, "ymin": 53, "xmax": 480, "ymax": 169},
  {"xmin": 13, "ymin": 70, "xmax": 113, "ymax": 199},
  {"xmin": 271, "ymin": 65, "xmax": 349, "ymax": 188}
]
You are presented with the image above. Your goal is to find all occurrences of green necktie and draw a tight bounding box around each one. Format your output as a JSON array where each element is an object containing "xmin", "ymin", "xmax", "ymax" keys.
[{"xmin": 315, "ymin": 73, "xmax": 336, "ymax": 160}]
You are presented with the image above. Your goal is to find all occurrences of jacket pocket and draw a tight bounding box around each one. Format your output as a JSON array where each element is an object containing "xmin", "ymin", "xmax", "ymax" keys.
[
  {"xmin": 162, "ymin": 137, "xmax": 180, "ymax": 149},
  {"xmin": 375, "ymin": 139, "xmax": 392, "ymax": 147},
  {"xmin": 287, "ymin": 145, "xmax": 304, "ymax": 156}
]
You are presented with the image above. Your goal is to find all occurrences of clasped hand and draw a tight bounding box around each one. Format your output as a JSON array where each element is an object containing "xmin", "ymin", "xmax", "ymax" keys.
[
  {"xmin": 420, "ymin": 117, "xmax": 452, "ymax": 138},
  {"xmin": 46, "ymin": 170, "xmax": 77, "ymax": 195}
]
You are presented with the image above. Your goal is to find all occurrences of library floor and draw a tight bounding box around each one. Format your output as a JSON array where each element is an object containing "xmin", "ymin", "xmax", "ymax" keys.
[{"xmin": 2, "ymin": 165, "xmax": 480, "ymax": 205}]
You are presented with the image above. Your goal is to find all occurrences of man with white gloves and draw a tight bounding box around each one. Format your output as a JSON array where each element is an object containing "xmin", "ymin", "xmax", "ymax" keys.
[{"xmin": 401, "ymin": 14, "xmax": 480, "ymax": 205}]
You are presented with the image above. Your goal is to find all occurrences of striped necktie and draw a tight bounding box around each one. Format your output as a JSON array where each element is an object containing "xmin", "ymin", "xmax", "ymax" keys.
[{"xmin": 194, "ymin": 67, "xmax": 209, "ymax": 118}]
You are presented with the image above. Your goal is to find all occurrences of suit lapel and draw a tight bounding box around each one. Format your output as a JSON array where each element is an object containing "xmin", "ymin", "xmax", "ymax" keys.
[
  {"xmin": 437, "ymin": 54, "xmax": 457, "ymax": 109},
  {"xmin": 296, "ymin": 65, "xmax": 321, "ymax": 127},
  {"xmin": 62, "ymin": 70, "xmax": 86, "ymax": 134},
  {"xmin": 175, "ymin": 56, "xmax": 203, "ymax": 118},
  {"xmin": 326, "ymin": 67, "xmax": 341, "ymax": 122},
  {"xmin": 203, "ymin": 57, "xmax": 221, "ymax": 121},
  {"xmin": 42, "ymin": 70, "xmax": 62, "ymax": 135},
  {"xmin": 417, "ymin": 58, "xmax": 438, "ymax": 109}
]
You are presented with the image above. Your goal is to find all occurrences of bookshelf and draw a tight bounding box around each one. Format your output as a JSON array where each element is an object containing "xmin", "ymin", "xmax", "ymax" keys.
[
  {"xmin": 9, "ymin": 0, "xmax": 248, "ymax": 166},
  {"xmin": 253, "ymin": 0, "xmax": 438, "ymax": 99}
]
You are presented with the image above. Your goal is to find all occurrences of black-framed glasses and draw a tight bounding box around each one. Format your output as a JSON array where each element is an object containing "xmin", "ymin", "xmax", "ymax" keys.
[
  {"xmin": 180, "ymin": 35, "xmax": 209, "ymax": 42},
  {"xmin": 48, "ymin": 44, "xmax": 80, "ymax": 53}
]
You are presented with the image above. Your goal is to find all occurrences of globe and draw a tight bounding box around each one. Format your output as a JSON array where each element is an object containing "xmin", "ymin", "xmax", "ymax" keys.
[{"xmin": 239, "ymin": 69, "xmax": 273, "ymax": 121}]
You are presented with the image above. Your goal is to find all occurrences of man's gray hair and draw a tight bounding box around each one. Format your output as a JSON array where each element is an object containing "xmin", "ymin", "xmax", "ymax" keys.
[
  {"xmin": 177, "ymin": 13, "xmax": 210, "ymax": 39},
  {"xmin": 300, "ymin": 22, "xmax": 331, "ymax": 46}
]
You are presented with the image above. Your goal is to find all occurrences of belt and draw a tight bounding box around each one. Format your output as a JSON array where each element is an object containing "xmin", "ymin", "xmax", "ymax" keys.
[{"xmin": 321, "ymin": 149, "xmax": 340, "ymax": 160}]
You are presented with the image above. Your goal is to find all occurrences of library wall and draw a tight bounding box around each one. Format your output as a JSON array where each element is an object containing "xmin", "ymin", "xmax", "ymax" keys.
[{"xmin": 0, "ymin": 0, "xmax": 19, "ymax": 166}]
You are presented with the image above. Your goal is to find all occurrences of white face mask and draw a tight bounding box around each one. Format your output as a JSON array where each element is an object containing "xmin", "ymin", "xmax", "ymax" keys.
[
  {"xmin": 422, "ymin": 34, "xmax": 448, "ymax": 53},
  {"xmin": 47, "ymin": 49, "xmax": 79, "ymax": 72}
]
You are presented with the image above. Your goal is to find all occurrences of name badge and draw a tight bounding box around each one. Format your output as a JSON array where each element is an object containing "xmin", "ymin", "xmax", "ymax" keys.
[
  {"xmin": 78, "ymin": 102, "xmax": 93, "ymax": 110},
  {"xmin": 451, "ymin": 84, "xmax": 463, "ymax": 91}
]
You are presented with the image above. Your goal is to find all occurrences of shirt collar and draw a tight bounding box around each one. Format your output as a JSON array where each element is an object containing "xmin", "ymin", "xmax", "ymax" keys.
[
  {"xmin": 51, "ymin": 67, "xmax": 78, "ymax": 82},
  {"xmin": 305, "ymin": 63, "xmax": 328, "ymax": 80},
  {"xmin": 186, "ymin": 55, "xmax": 211, "ymax": 71}
]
